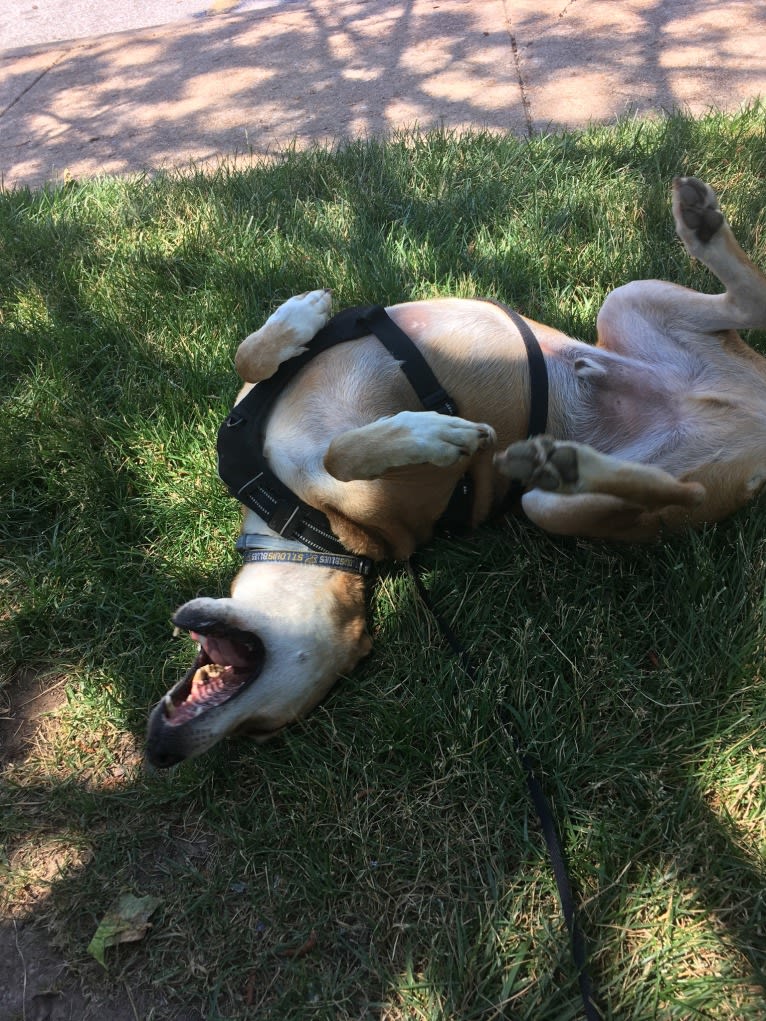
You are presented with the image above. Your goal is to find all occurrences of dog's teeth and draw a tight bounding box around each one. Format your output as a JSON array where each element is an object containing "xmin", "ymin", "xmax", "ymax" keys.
[
  {"xmin": 163, "ymin": 694, "xmax": 176, "ymax": 720},
  {"xmin": 172, "ymin": 626, "xmax": 181, "ymax": 638}
]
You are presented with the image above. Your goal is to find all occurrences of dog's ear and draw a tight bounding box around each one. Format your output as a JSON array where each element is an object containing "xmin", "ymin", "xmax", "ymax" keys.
[{"xmin": 574, "ymin": 356, "xmax": 608, "ymax": 380}]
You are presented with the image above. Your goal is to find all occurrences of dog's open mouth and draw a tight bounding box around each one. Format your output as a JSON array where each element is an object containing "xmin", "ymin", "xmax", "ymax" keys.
[{"xmin": 162, "ymin": 625, "xmax": 265, "ymax": 727}]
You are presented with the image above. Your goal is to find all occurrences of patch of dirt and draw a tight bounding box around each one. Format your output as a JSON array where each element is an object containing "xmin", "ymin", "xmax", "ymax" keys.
[
  {"xmin": 0, "ymin": 668, "xmax": 69, "ymax": 766},
  {"xmin": 4, "ymin": 838, "xmax": 92, "ymax": 921},
  {"xmin": 0, "ymin": 919, "xmax": 203, "ymax": 1021},
  {"xmin": 1, "ymin": 672, "xmax": 197, "ymax": 1020}
]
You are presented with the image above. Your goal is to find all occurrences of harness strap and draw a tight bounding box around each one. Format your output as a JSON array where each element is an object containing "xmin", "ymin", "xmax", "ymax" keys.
[
  {"xmin": 358, "ymin": 305, "xmax": 459, "ymax": 415},
  {"xmin": 219, "ymin": 304, "xmax": 469, "ymax": 555},
  {"xmin": 218, "ymin": 299, "xmax": 550, "ymax": 555},
  {"xmin": 488, "ymin": 300, "xmax": 549, "ymax": 437},
  {"xmin": 357, "ymin": 305, "xmax": 473, "ymax": 530},
  {"xmin": 482, "ymin": 299, "xmax": 549, "ymax": 507},
  {"xmin": 219, "ymin": 307, "xmax": 382, "ymax": 557}
]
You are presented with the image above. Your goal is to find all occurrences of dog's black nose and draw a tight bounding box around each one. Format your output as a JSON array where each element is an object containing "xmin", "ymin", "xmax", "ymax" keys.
[
  {"xmin": 145, "ymin": 726, "xmax": 188, "ymax": 770},
  {"xmin": 144, "ymin": 747, "xmax": 185, "ymax": 770}
]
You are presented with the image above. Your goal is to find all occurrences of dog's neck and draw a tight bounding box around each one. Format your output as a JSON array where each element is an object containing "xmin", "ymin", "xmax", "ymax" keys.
[{"xmin": 235, "ymin": 511, "xmax": 374, "ymax": 576}]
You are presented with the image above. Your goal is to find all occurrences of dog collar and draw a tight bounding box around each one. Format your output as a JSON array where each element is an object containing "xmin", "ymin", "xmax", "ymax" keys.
[{"xmin": 235, "ymin": 535, "xmax": 373, "ymax": 576}]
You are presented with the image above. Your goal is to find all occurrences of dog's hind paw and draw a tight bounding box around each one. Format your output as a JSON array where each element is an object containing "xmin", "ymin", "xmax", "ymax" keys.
[
  {"xmin": 673, "ymin": 176, "xmax": 724, "ymax": 247},
  {"xmin": 494, "ymin": 435, "xmax": 580, "ymax": 493}
]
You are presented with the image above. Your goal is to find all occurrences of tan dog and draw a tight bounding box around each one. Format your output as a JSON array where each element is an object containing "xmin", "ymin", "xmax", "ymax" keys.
[{"xmin": 146, "ymin": 177, "xmax": 766, "ymax": 767}]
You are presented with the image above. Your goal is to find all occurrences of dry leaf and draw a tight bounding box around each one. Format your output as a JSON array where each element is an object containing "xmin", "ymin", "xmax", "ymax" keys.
[{"xmin": 87, "ymin": 893, "xmax": 162, "ymax": 968}]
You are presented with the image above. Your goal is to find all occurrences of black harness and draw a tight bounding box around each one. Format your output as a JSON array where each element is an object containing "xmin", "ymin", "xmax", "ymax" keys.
[{"xmin": 217, "ymin": 300, "xmax": 548, "ymax": 569}]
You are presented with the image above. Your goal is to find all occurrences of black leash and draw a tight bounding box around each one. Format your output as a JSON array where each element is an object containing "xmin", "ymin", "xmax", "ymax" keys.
[{"xmin": 407, "ymin": 558, "xmax": 601, "ymax": 1021}]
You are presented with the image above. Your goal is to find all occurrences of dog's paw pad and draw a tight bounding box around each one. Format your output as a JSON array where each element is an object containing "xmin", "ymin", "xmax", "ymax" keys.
[
  {"xmin": 494, "ymin": 435, "xmax": 552, "ymax": 485},
  {"xmin": 674, "ymin": 176, "xmax": 724, "ymax": 244},
  {"xmin": 546, "ymin": 444, "xmax": 579, "ymax": 486},
  {"xmin": 495, "ymin": 436, "xmax": 579, "ymax": 492}
]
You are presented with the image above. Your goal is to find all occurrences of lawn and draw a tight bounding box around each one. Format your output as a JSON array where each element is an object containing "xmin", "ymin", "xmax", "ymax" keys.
[{"xmin": 1, "ymin": 108, "xmax": 765, "ymax": 1020}]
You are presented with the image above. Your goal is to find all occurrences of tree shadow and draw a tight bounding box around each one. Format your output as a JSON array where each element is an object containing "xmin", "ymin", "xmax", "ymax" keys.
[
  {"xmin": 2, "ymin": 116, "xmax": 766, "ymax": 1017},
  {"xmin": 512, "ymin": 0, "xmax": 766, "ymax": 133},
  {"xmin": 0, "ymin": 0, "xmax": 525, "ymax": 189},
  {"xmin": 2, "ymin": 0, "xmax": 765, "ymax": 190}
]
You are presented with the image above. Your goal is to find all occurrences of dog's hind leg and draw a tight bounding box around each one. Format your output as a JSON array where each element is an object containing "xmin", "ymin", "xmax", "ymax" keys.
[
  {"xmin": 519, "ymin": 490, "xmax": 664, "ymax": 542},
  {"xmin": 597, "ymin": 178, "xmax": 766, "ymax": 361},
  {"xmin": 495, "ymin": 435, "xmax": 704, "ymax": 538},
  {"xmin": 234, "ymin": 290, "xmax": 333, "ymax": 383},
  {"xmin": 496, "ymin": 435, "xmax": 704, "ymax": 506},
  {"xmin": 324, "ymin": 411, "xmax": 496, "ymax": 482},
  {"xmin": 672, "ymin": 176, "xmax": 766, "ymax": 325}
]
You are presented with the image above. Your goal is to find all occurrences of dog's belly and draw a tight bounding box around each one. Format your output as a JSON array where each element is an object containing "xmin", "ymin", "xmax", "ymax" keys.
[
  {"xmin": 533, "ymin": 336, "xmax": 684, "ymax": 467},
  {"xmin": 576, "ymin": 371, "xmax": 681, "ymax": 462}
]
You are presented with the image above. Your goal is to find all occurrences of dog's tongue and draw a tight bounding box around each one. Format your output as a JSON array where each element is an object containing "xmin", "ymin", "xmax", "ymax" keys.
[
  {"xmin": 162, "ymin": 662, "xmax": 243, "ymax": 726},
  {"xmin": 191, "ymin": 632, "xmax": 251, "ymax": 668}
]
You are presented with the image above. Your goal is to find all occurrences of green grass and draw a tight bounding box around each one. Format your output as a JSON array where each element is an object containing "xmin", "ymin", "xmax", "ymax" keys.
[{"xmin": 2, "ymin": 107, "xmax": 766, "ymax": 1019}]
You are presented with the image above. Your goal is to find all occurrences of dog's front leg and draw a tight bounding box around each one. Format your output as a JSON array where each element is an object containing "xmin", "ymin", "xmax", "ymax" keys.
[
  {"xmin": 234, "ymin": 290, "xmax": 332, "ymax": 383},
  {"xmin": 324, "ymin": 411, "xmax": 496, "ymax": 482}
]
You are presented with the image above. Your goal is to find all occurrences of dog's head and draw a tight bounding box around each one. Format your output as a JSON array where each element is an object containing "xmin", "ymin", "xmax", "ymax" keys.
[{"xmin": 145, "ymin": 562, "xmax": 371, "ymax": 768}]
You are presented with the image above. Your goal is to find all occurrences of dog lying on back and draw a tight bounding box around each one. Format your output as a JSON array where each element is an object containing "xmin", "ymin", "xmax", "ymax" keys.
[{"xmin": 146, "ymin": 177, "xmax": 766, "ymax": 768}]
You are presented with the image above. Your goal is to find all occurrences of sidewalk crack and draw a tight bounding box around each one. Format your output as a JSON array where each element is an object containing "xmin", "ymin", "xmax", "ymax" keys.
[
  {"xmin": 509, "ymin": 33, "xmax": 533, "ymax": 137},
  {"xmin": 503, "ymin": 1, "xmax": 533, "ymax": 138},
  {"xmin": 0, "ymin": 50, "xmax": 67, "ymax": 120}
]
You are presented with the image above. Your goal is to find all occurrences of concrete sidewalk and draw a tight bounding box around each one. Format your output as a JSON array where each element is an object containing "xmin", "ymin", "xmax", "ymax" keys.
[{"xmin": 1, "ymin": 0, "xmax": 765, "ymax": 191}]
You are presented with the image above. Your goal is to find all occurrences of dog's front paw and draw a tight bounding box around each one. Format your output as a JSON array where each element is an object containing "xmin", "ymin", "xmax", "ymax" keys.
[
  {"xmin": 494, "ymin": 435, "xmax": 579, "ymax": 492},
  {"xmin": 411, "ymin": 413, "xmax": 496, "ymax": 467},
  {"xmin": 673, "ymin": 176, "xmax": 724, "ymax": 247},
  {"xmin": 235, "ymin": 289, "xmax": 333, "ymax": 382},
  {"xmin": 267, "ymin": 289, "xmax": 333, "ymax": 356},
  {"xmin": 325, "ymin": 412, "xmax": 496, "ymax": 482}
]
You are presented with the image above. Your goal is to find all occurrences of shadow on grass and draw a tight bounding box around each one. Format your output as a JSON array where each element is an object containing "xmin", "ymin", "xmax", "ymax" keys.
[
  {"xmin": 2, "ymin": 114, "xmax": 766, "ymax": 1017},
  {"xmin": 2, "ymin": 579, "xmax": 764, "ymax": 1018}
]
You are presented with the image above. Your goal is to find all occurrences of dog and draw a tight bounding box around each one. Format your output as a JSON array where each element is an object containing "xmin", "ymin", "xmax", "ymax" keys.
[{"xmin": 146, "ymin": 177, "xmax": 766, "ymax": 768}]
